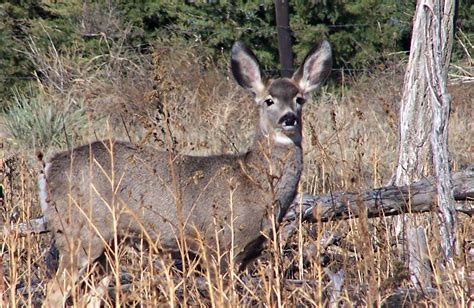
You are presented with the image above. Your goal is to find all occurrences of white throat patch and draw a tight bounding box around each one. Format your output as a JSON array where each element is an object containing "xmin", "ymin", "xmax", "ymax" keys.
[{"xmin": 274, "ymin": 132, "xmax": 294, "ymax": 145}]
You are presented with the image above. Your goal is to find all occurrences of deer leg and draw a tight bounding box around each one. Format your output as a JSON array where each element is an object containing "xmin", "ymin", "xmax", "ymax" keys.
[
  {"xmin": 43, "ymin": 230, "xmax": 106, "ymax": 307},
  {"xmin": 81, "ymin": 275, "xmax": 112, "ymax": 308},
  {"xmin": 43, "ymin": 255, "xmax": 81, "ymax": 307}
]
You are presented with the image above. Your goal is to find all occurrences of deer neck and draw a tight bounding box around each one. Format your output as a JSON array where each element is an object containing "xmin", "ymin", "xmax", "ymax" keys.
[
  {"xmin": 245, "ymin": 129, "xmax": 303, "ymax": 222},
  {"xmin": 249, "ymin": 128, "xmax": 303, "ymax": 156}
]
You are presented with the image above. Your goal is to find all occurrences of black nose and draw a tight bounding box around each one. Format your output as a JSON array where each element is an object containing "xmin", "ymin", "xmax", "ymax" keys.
[{"xmin": 279, "ymin": 113, "xmax": 298, "ymax": 127}]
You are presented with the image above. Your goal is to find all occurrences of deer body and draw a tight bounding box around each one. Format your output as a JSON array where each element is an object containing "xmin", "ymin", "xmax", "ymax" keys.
[
  {"xmin": 41, "ymin": 40, "xmax": 332, "ymax": 306},
  {"xmin": 45, "ymin": 137, "xmax": 300, "ymax": 264}
]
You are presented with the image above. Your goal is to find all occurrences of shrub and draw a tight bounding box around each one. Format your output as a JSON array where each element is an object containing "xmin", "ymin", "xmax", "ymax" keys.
[{"xmin": 1, "ymin": 90, "xmax": 89, "ymax": 155}]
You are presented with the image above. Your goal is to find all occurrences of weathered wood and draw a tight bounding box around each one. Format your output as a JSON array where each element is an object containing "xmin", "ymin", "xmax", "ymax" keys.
[
  {"xmin": 2, "ymin": 217, "xmax": 48, "ymax": 237},
  {"xmin": 286, "ymin": 167, "xmax": 473, "ymax": 223},
  {"xmin": 393, "ymin": 0, "xmax": 433, "ymax": 186},
  {"xmin": 425, "ymin": 0, "xmax": 457, "ymax": 260},
  {"xmin": 392, "ymin": 0, "xmax": 457, "ymax": 285},
  {"xmin": 407, "ymin": 226, "xmax": 431, "ymax": 288}
]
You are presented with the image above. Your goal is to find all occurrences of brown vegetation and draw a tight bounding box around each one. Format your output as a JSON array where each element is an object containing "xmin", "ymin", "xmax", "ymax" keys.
[{"xmin": 0, "ymin": 39, "xmax": 472, "ymax": 306}]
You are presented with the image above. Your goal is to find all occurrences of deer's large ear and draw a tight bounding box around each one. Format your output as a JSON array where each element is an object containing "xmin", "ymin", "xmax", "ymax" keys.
[
  {"xmin": 231, "ymin": 41, "xmax": 265, "ymax": 97},
  {"xmin": 293, "ymin": 40, "xmax": 332, "ymax": 94}
]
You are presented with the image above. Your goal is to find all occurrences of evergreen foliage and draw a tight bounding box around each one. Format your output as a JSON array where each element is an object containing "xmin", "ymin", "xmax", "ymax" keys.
[{"xmin": 0, "ymin": 0, "xmax": 472, "ymax": 104}]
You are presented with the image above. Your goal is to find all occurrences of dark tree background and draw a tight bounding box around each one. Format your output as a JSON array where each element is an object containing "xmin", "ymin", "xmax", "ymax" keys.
[{"xmin": 0, "ymin": 0, "xmax": 472, "ymax": 106}]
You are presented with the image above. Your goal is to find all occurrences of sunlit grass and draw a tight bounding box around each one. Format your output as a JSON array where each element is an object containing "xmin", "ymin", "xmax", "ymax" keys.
[{"xmin": 0, "ymin": 40, "xmax": 472, "ymax": 307}]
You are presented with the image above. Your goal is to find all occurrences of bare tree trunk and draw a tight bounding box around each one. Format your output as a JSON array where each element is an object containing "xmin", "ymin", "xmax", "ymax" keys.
[
  {"xmin": 394, "ymin": 3, "xmax": 433, "ymax": 184},
  {"xmin": 393, "ymin": 0, "xmax": 456, "ymax": 288},
  {"xmin": 394, "ymin": 0, "xmax": 434, "ymax": 289},
  {"xmin": 426, "ymin": 0, "xmax": 456, "ymax": 261}
]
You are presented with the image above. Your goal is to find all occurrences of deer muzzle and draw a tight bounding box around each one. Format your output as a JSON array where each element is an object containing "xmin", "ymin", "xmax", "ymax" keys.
[{"xmin": 279, "ymin": 113, "xmax": 299, "ymax": 131}]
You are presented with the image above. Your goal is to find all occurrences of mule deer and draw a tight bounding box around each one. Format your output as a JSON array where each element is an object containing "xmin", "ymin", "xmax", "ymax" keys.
[{"xmin": 40, "ymin": 40, "xmax": 332, "ymax": 305}]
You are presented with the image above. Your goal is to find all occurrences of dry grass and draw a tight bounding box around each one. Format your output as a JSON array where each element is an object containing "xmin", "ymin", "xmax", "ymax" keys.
[{"xmin": 0, "ymin": 40, "xmax": 472, "ymax": 307}]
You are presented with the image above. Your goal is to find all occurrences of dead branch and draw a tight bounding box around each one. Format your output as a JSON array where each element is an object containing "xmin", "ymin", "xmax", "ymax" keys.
[
  {"xmin": 2, "ymin": 217, "xmax": 48, "ymax": 237},
  {"xmin": 286, "ymin": 166, "xmax": 473, "ymax": 223}
]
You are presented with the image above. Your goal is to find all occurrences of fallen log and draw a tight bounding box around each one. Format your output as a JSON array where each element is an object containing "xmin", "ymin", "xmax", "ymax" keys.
[
  {"xmin": 287, "ymin": 166, "xmax": 473, "ymax": 223},
  {"xmin": 2, "ymin": 216, "xmax": 48, "ymax": 237}
]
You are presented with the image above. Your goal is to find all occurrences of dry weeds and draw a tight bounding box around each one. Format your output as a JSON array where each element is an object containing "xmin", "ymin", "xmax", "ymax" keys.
[{"xmin": 0, "ymin": 40, "xmax": 472, "ymax": 307}]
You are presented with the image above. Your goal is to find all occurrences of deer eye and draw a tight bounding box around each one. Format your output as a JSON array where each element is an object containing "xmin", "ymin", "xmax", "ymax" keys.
[
  {"xmin": 264, "ymin": 98, "xmax": 274, "ymax": 107},
  {"xmin": 296, "ymin": 97, "xmax": 306, "ymax": 105}
]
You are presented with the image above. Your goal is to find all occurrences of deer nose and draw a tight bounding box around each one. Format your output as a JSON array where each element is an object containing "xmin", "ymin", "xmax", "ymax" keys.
[{"xmin": 279, "ymin": 113, "xmax": 298, "ymax": 129}]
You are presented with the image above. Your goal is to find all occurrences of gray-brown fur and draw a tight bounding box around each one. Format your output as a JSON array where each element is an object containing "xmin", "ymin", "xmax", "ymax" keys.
[{"xmin": 42, "ymin": 40, "xmax": 332, "ymax": 306}]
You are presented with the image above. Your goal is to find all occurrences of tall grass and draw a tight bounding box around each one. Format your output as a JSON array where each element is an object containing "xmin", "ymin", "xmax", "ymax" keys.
[{"xmin": 0, "ymin": 39, "xmax": 472, "ymax": 306}]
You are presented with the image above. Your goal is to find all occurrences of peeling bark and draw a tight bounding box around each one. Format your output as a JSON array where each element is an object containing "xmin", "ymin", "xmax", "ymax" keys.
[
  {"xmin": 392, "ymin": 0, "xmax": 456, "ymax": 287},
  {"xmin": 424, "ymin": 0, "xmax": 457, "ymax": 260},
  {"xmin": 393, "ymin": 0, "xmax": 433, "ymax": 185}
]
